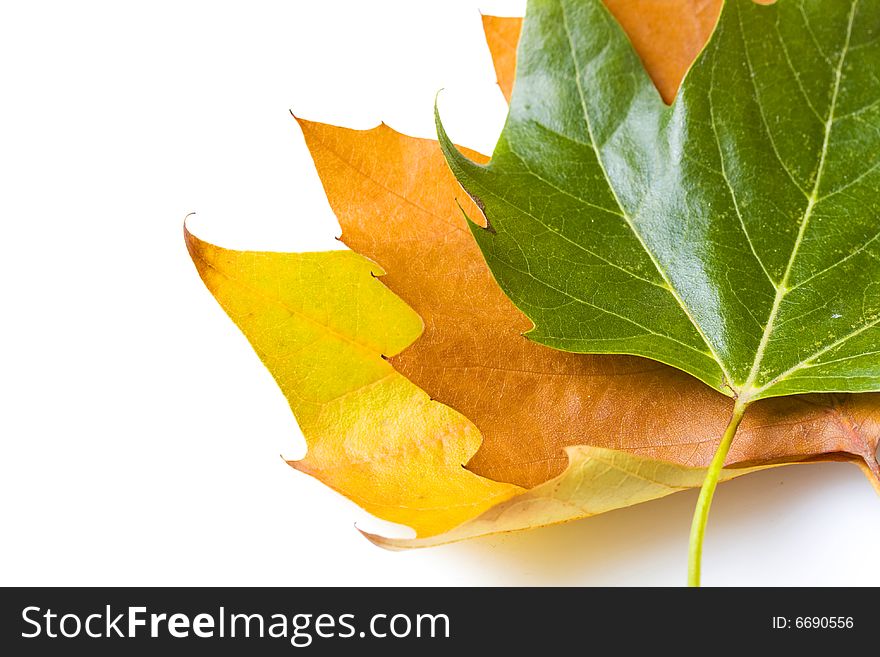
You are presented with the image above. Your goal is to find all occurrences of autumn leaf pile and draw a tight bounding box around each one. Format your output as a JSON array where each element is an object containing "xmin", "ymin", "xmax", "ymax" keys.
[{"xmin": 186, "ymin": 0, "xmax": 880, "ymax": 570}]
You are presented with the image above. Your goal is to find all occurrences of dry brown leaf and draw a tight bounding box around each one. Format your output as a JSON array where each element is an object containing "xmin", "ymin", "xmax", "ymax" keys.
[{"xmin": 299, "ymin": 119, "xmax": 880, "ymax": 491}]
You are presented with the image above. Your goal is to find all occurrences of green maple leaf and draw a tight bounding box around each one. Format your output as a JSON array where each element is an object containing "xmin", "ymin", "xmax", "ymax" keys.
[{"xmin": 438, "ymin": 0, "xmax": 880, "ymax": 584}]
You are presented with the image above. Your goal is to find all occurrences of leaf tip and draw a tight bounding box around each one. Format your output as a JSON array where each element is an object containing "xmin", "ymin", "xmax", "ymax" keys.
[
  {"xmin": 356, "ymin": 528, "xmax": 404, "ymax": 551},
  {"xmin": 289, "ymin": 109, "xmax": 314, "ymax": 134},
  {"xmin": 433, "ymin": 89, "xmax": 449, "ymax": 140},
  {"xmin": 182, "ymin": 212, "xmax": 204, "ymax": 261}
]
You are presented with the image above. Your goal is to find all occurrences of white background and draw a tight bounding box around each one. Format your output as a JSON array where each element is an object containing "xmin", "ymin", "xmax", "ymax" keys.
[{"xmin": 2, "ymin": 0, "xmax": 879, "ymax": 586}]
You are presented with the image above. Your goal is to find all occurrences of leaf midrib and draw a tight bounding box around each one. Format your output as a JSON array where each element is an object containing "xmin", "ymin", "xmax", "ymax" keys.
[
  {"xmin": 558, "ymin": 0, "xmax": 734, "ymax": 390},
  {"xmin": 739, "ymin": 0, "xmax": 859, "ymax": 400}
]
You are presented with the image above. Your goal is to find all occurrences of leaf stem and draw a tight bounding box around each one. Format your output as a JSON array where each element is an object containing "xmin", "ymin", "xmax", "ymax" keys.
[{"xmin": 687, "ymin": 399, "xmax": 749, "ymax": 587}]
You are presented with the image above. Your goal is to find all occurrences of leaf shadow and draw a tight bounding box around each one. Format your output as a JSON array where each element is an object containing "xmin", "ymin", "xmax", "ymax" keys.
[{"xmin": 441, "ymin": 461, "xmax": 870, "ymax": 585}]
